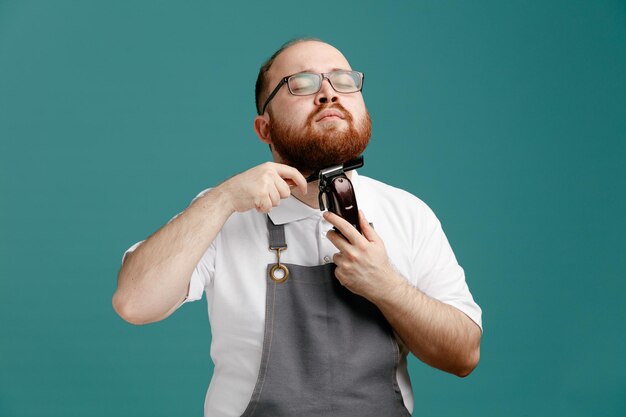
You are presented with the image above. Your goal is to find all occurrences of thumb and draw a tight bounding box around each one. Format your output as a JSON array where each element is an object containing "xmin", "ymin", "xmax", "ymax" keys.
[{"xmin": 359, "ymin": 210, "xmax": 378, "ymax": 242}]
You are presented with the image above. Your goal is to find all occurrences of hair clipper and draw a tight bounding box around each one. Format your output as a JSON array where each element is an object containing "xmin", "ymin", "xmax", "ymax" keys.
[{"xmin": 306, "ymin": 156, "xmax": 364, "ymax": 234}]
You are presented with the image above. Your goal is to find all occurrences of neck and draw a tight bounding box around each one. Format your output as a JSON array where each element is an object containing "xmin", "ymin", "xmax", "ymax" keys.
[
  {"xmin": 270, "ymin": 150, "xmax": 355, "ymax": 209},
  {"xmin": 291, "ymin": 171, "xmax": 353, "ymax": 209}
]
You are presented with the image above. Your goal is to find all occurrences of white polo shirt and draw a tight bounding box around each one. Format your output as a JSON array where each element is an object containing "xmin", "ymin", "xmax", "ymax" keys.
[{"xmin": 124, "ymin": 171, "xmax": 482, "ymax": 417}]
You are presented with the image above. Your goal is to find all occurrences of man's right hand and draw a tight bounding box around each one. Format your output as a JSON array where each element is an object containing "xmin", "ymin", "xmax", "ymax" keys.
[{"xmin": 218, "ymin": 162, "xmax": 308, "ymax": 214}]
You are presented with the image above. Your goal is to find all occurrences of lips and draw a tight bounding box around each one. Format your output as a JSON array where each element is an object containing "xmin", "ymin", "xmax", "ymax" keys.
[{"xmin": 315, "ymin": 109, "xmax": 345, "ymax": 122}]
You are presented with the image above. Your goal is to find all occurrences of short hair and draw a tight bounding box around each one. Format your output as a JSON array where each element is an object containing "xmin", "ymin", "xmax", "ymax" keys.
[{"xmin": 255, "ymin": 37, "xmax": 324, "ymax": 115}]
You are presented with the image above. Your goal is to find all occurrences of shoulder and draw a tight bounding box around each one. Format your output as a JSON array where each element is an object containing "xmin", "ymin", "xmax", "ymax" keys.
[{"xmin": 357, "ymin": 174, "xmax": 437, "ymax": 220}]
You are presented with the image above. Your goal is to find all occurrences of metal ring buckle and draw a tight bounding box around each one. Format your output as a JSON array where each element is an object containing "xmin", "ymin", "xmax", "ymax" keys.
[
  {"xmin": 269, "ymin": 247, "xmax": 289, "ymax": 283},
  {"xmin": 269, "ymin": 263, "xmax": 289, "ymax": 283}
]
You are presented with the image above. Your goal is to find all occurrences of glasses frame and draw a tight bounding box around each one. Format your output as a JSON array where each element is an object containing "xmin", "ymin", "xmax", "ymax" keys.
[{"xmin": 260, "ymin": 70, "xmax": 364, "ymax": 115}]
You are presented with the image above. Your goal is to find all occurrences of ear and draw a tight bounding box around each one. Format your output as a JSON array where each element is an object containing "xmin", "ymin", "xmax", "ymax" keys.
[{"xmin": 254, "ymin": 114, "xmax": 272, "ymax": 145}]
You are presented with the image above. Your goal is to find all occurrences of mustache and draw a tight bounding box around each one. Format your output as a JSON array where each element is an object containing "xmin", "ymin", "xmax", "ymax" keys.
[{"xmin": 306, "ymin": 103, "xmax": 353, "ymax": 125}]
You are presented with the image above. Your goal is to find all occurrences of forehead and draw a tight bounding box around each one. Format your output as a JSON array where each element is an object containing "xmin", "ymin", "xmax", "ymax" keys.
[{"xmin": 268, "ymin": 41, "xmax": 353, "ymax": 83}]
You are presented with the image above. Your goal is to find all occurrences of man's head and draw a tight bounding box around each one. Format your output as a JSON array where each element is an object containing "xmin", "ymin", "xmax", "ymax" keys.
[{"xmin": 253, "ymin": 39, "xmax": 371, "ymax": 175}]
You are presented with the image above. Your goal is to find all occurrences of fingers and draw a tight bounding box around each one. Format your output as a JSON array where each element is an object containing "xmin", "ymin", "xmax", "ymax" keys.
[
  {"xmin": 273, "ymin": 163, "xmax": 308, "ymax": 195},
  {"xmin": 358, "ymin": 210, "xmax": 379, "ymax": 242},
  {"xmin": 255, "ymin": 195, "xmax": 273, "ymax": 213},
  {"xmin": 255, "ymin": 182, "xmax": 282, "ymax": 213},
  {"xmin": 326, "ymin": 228, "xmax": 351, "ymax": 253},
  {"xmin": 254, "ymin": 164, "xmax": 300, "ymax": 213},
  {"xmin": 273, "ymin": 172, "xmax": 291, "ymax": 199},
  {"xmin": 323, "ymin": 211, "xmax": 364, "ymax": 245},
  {"xmin": 268, "ymin": 186, "xmax": 281, "ymax": 206},
  {"xmin": 223, "ymin": 162, "xmax": 308, "ymax": 214}
]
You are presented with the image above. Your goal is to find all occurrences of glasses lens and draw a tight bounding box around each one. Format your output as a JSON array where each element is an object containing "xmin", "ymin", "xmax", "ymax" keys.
[
  {"xmin": 288, "ymin": 73, "xmax": 321, "ymax": 95},
  {"xmin": 329, "ymin": 71, "xmax": 362, "ymax": 93}
]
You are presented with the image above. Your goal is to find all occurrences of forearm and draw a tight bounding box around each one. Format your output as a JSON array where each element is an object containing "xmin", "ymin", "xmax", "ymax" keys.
[
  {"xmin": 371, "ymin": 271, "xmax": 481, "ymax": 377},
  {"xmin": 113, "ymin": 187, "xmax": 233, "ymax": 325}
]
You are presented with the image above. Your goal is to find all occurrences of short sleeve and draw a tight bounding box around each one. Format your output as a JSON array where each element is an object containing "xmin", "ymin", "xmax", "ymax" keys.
[
  {"xmin": 412, "ymin": 206, "xmax": 483, "ymax": 331},
  {"xmin": 120, "ymin": 187, "xmax": 217, "ymax": 306},
  {"xmin": 182, "ymin": 241, "xmax": 216, "ymax": 304},
  {"xmin": 183, "ymin": 188, "xmax": 216, "ymax": 303},
  {"xmin": 120, "ymin": 239, "xmax": 216, "ymax": 305}
]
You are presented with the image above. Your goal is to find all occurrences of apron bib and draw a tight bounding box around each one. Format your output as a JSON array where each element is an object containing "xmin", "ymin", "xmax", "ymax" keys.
[{"xmin": 240, "ymin": 217, "xmax": 411, "ymax": 417}]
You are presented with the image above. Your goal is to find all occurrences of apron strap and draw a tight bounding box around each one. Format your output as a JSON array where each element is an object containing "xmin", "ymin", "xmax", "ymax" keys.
[{"xmin": 267, "ymin": 216, "xmax": 287, "ymax": 250}]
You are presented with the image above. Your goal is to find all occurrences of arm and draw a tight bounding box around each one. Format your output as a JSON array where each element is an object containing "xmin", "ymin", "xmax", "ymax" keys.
[
  {"xmin": 112, "ymin": 162, "xmax": 308, "ymax": 325},
  {"xmin": 324, "ymin": 210, "xmax": 481, "ymax": 377},
  {"xmin": 369, "ymin": 271, "xmax": 481, "ymax": 377}
]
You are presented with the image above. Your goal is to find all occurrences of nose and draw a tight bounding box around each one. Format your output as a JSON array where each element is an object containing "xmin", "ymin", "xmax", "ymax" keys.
[{"xmin": 314, "ymin": 78, "xmax": 339, "ymax": 106}]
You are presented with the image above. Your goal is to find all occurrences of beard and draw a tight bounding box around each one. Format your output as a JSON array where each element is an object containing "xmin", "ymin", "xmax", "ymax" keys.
[{"xmin": 268, "ymin": 103, "xmax": 372, "ymax": 174}]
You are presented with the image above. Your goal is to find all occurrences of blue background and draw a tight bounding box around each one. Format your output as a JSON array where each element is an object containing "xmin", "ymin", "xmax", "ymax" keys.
[{"xmin": 1, "ymin": 1, "xmax": 625, "ymax": 415}]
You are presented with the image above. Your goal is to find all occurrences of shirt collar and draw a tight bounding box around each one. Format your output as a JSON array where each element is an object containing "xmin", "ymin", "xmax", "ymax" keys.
[{"xmin": 268, "ymin": 170, "xmax": 361, "ymax": 225}]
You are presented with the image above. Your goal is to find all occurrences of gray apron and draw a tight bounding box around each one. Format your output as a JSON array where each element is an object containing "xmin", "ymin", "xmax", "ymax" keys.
[{"xmin": 240, "ymin": 217, "xmax": 411, "ymax": 417}]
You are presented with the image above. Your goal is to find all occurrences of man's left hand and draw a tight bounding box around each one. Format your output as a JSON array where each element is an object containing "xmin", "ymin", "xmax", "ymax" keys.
[{"xmin": 324, "ymin": 210, "xmax": 394, "ymax": 300}]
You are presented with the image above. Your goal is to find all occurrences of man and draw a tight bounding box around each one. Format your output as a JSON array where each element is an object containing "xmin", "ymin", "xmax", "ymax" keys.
[{"xmin": 113, "ymin": 39, "xmax": 482, "ymax": 416}]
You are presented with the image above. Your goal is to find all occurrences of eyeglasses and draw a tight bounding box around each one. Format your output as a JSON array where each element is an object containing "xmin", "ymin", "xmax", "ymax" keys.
[{"xmin": 260, "ymin": 70, "xmax": 364, "ymax": 115}]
